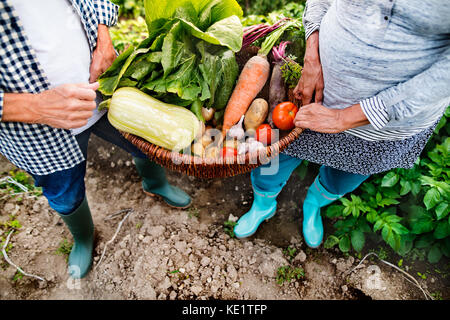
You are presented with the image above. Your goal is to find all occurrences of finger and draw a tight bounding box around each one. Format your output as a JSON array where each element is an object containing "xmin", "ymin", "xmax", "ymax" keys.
[
  {"xmin": 67, "ymin": 99, "xmax": 97, "ymax": 111},
  {"xmin": 72, "ymin": 87, "xmax": 97, "ymax": 101},
  {"xmin": 293, "ymin": 80, "xmax": 303, "ymax": 100},
  {"xmin": 315, "ymin": 86, "xmax": 324, "ymax": 104},
  {"xmin": 89, "ymin": 58, "xmax": 102, "ymax": 83},
  {"xmin": 76, "ymin": 82, "xmax": 100, "ymax": 91},
  {"xmin": 69, "ymin": 111, "xmax": 94, "ymax": 121},
  {"xmin": 68, "ymin": 120, "xmax": 90, "ymax": 130},
  {"xmin": 301, "ymin": 87, "xmax": 314, "ymax": 106},
  {"xmin": 294, "ymin": 119, "xmax": 309, "ymax": 129},
  {"xmin": 89, "ymin": 71, "xmax": 100, "ymax": 84}
]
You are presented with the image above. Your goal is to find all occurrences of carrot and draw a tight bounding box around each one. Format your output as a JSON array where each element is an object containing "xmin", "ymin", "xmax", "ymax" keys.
[{"xmin": 222, "ymin": 54, "xmax": 270, "ymax": 134}]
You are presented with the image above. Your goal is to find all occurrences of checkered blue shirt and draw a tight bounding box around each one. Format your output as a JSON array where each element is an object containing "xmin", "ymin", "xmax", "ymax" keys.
[{"xmin": 0, "ymin": 0, "xmax": 119, "ymax": 175}]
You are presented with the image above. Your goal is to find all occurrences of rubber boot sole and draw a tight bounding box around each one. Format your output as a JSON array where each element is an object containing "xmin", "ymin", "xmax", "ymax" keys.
[{"xmin": 143, "ymin": 190, "xmax": 192, "ymax": 210}]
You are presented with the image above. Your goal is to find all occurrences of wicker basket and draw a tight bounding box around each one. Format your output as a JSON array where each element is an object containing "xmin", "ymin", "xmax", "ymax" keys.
[{"xmin": 120, "ymin": 47, "xmax": 303, "ymax": 179}]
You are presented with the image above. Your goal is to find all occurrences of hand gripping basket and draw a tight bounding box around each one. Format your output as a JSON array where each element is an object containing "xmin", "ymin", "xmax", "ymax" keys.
[{"xmin": 120, "ymin": 47, "xmax": 303, "ymax": 179}]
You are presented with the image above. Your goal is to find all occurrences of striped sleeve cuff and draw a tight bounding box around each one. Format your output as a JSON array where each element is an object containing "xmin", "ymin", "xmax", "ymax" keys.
[
  {"xmin": 95, "ymin": 0, "xmax": 119, "ymax": 27},
  {"xmin": 0, "ymin": 90, "xmax": 4, "ymax": 122},
  {"xmin": 305, "ymin": 23, "xmax": 320, "ymax": 40},
  {"xmin": 360, "ymin": 96, "xmax": 390, "ymax": 130}
]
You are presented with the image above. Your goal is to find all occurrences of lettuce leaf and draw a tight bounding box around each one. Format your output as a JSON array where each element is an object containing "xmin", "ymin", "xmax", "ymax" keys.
[{"xmin": 100, "ymin": 0, "xmax": 243, "ymax": 119}]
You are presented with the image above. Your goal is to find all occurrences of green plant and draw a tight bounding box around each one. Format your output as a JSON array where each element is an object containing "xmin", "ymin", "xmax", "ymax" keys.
[
  {"xmin": 187, "ymin": 207, "xmax": 200, "ymax": 219},
  {"xmin": 0, "ymin": 170, "xmax": 42, "ymax": 197},
  {"xmin": 12, "ymin": 270, "xmax": 24, "ymax": 282},
  {"xmin": 280, "ymin": 56, "xmax": 303, "ymax": 89},
  {"xmin": 323, "ymin": 107, "xmax": 450, "ymax": 263},
  {"xmin": 276, "ymin": 265, "xmax": 305, "ymax": 285},
  {"xmin": 238, "ymin": 0, "xmax": 305, "ymax": 16},
  {"xmin": 283, "ymin": 246, "xmax": 297, "ymax": 261},
  {"xmin": 109, "ymin": 17, "xmax": 148, "ymax": 54},
  {"xmin": 111, "ymin": 0, "xmax": 145, "ymax": 18},
  {"xmin": 0, "ymin": 216, "xmax": 22, "ymax": 259},
  {"xmin": 431, "ymin": 291, "xmax": 443, "ymax": 300},
  {"xmin": 224, "ymin": 220, "xmax": 238, "ymax": 238},
  {"xmin": 55, "ymin": 239, "xmax": 73, "ymax": 261}
]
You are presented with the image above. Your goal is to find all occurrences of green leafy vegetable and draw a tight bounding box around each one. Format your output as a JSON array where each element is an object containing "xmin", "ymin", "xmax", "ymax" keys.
[{"xmin": 99, "ymin": 0, "xmax": 244, "ymax": 121}]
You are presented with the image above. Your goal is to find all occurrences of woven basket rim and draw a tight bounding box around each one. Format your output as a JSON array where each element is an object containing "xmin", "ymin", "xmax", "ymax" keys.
[{"xmin": 121, "ymin": 127, "xmax": 303, "ymax": 166}]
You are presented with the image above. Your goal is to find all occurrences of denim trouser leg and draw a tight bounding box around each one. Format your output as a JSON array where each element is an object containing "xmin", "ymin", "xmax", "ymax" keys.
[
  {"xmin": 31, "ymin": 114, "xmax": 149, "ymax": 215},
  {"xmin": 251, "ymin": 154, "xmax": 302, "ymax": 193},
  {"xmin": 318, "ymin": 165, "xmax": 370, "ymax": 195},
  {"xmin": 251, "ymin": 153, "xmax": 370, "ymax": 196}
]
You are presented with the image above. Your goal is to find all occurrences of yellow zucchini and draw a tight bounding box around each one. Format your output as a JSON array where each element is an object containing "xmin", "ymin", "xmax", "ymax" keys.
[{"xmin": 107, "ymin": 87, "xmax": 200, "ymax": 151}]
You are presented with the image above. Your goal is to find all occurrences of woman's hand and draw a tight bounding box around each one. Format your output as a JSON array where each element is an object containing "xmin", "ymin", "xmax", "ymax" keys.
[
  {"xmin": 89, "ymin": 24, "xmax": 116, "ymax": 83},
  {"xmin": 294, "ymin": 103, "xmax": 370, "ymax": 133},
  {"xmin": 294, "ymin": 31, "xmax": 324, "ymax": 106}
]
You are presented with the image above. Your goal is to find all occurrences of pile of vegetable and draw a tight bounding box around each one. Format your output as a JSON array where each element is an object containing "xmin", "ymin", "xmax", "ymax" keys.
[{"xmin": 100, "ymin": 0, "xmax": 304, "ymax": 159}]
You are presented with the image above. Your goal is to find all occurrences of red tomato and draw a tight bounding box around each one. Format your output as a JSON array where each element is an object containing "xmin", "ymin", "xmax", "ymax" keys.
[
  {"xmin": 256, "ymin": 124, "xmax": 273, "ymax": 145},
  {"xmin": 272, "ymin": 102, "xmax": 299, "ymax": 131},
  {"xmin": 220, "ymin": 147, "xmax": 237, "ymax": 158}
]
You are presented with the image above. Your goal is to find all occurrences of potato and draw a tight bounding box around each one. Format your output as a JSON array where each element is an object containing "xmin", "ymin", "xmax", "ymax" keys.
[
  {"xmin": 192, "ymin": 142, "xmax": 205, "ymax": 157},
  {"xmin": 244, "ymin": 98, "xmax": 269, "ymax": 131},
  {"xmin": 201, "ymin": 134, "xmax": 213, "ymax": 148},
  {"xmin": 195, "ymin": 121, "xmax": 206, "ymax": 141},
  {"xmin": 205, "ymin": 145, "xmax": 220, "ymax": 159}
]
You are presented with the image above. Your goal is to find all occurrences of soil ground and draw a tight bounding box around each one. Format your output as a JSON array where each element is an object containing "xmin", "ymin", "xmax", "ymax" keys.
[{"xmin": 0, "ymin": 135, "xmax": 449, "ymax": 300}]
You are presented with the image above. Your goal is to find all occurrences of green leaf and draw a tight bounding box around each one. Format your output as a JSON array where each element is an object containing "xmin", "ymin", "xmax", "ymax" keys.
[
  {"xmin": 326, "ymin": 205, "xmax": 344, "ymax": 218},
  {"xmin": 423, "ymin": 188, "xmax": 441, "ymax": 210},
  {"xmin": 398, "ymin": 234, "xmax": 415, "ymax": 256},
  {"xmin": 373, "ymin": 219, "xmax": 385, "ymax": 233},
  {"xmin": 435, "ymin": 202, "xmax": 449, "ymax": 220},
  {"xmin": 381, "ymin": 172, "xmax": 399, "ymax": 187},
  {"xmin": 350, "ymin": 230, "xmax": 365, "ymax": 252},
  {"xmin": 415, "ymin": 234, "xmax": 435, "ymax": 249},
  {"xmin": 361, "ymin": 183, "xmax": 376, "ymax": 196},
  {"xmin": 411, "ymin": 181, "xmax": 422, "ymax": 196},
  {"xmin": 99, "ymin": 47, "xmax": 151, "ymax": 96},
  {"xmin": 399, "ymin": 180, "xmax": 412, "ymax": 196},
  {"xmin": 339, "ymin": 235, "xmax": 351, "ymax": 253},
  {"xmin": 390, "ymin": 222, "xmax": 410, "ymax": 235},
  {"xmin": 411, "ymin": 216, "xmax": 436, "ymax": 234},
  {"xmin": 382, "ymin": 226, "xmax": 401, "ymax": 251},
  {"xmin": 427, "ymin": 244, "xmax": 442, "ymax": 263},
  {"xmin": 366, "ymin": 209, "xmax": 378, "ymax": 224},
  {"xmin": 433, "ymin": 220, "xmax": 450, "ymax": 239},
  {"xmin": 179, "ymin": 15, "xmax": 243, "ymax": 52},
  {"xmin": 324, "ymin": 235, "xmax": 340, "ymax": 249},
  {"xmin": 197, "ymin": 0, "xmax": 244, "ymax": 30}
]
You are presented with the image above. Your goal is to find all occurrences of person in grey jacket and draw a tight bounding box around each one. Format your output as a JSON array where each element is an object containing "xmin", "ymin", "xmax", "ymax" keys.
[{"xmin": 233, "ymin": 0, "xmax": 450, "ymax": 247}]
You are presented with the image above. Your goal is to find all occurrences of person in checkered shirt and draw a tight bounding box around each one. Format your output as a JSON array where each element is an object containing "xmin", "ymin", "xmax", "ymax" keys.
[{"xmin": 0, "ymin": 0, "xmax": 192, "ymax": 279}]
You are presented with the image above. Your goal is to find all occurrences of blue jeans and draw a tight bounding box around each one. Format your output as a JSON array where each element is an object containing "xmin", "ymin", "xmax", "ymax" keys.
[
  {"xmin": 31, "ymin": 114, "xmax": 148, "ymax": 215},
  {"xmin": 252, "ymin": 153, "xmax": 370, "ymax": 196}
]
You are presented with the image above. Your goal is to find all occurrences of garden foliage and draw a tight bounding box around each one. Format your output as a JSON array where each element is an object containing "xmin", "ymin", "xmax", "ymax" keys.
[{"xmin": 324, "ymin": 109, "xmax": 450, "ymax": 263}]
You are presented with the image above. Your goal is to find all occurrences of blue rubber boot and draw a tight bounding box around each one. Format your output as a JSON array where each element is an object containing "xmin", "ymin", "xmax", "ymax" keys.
[
  {"xmin": 303, "ymin": 176, "xmax": 343, "ymax": 248},
  {"xmin": 133, "ymin": 157, "xmax": 192, "ymax": 209},
  {"xmin": 234, "ymin": 185, "xmax": 280, "ymax": 239},
  {"xmin": 58, "ymin": 197, "xmax": 94, "ymax": 279}
]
